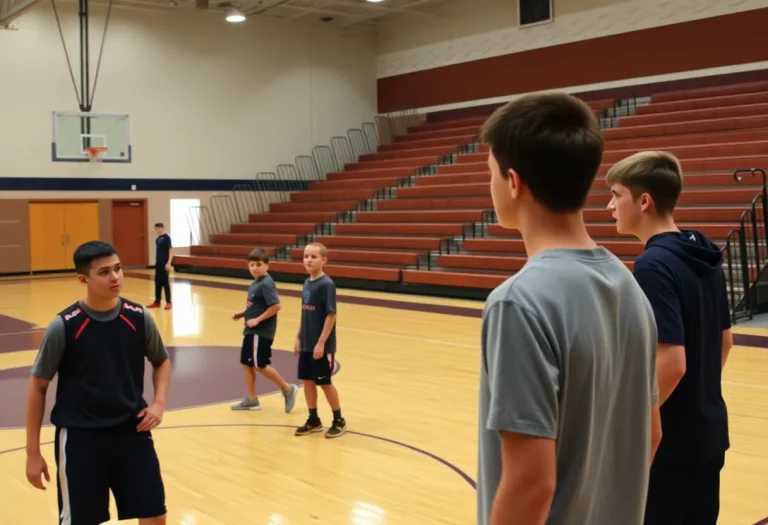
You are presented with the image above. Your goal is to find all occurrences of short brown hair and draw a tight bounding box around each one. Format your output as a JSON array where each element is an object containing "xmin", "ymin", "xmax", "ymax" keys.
[
  {"xmin": 605, "ymin": 151, "xmax": 683, "ymax": 215},
  {"xmin": 480, "ymin": 92, "xmax": 604, "ymax": 212},
  {"xmin": 305, "ymin": 242, "xmax": 328, "ymax": 257},
  {"xmin": 154, "ymin": 222, "xmax": 164, "ymax": 228},
  {"xmin": 247, "ymin": 248, "xmax": 270, "ymax": 263}
]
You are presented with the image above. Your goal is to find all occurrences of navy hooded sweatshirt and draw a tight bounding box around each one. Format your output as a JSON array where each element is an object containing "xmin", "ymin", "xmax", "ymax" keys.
[{"xmin": 633, "ymin": 230, "xmax": 731, "ymax": 469}]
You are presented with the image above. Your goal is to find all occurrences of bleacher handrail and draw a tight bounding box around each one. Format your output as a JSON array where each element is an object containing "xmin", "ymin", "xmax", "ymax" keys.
[
  {"xmin": 209, "ymin": 194, "xmax": 238, "ymax": 233},
  {"xmin": 231, "ymin": 183, "xmax": 258, "ymax": 221},
  {"xmin": 734, "ymin": 168, "xmax": 767, "ymax": 192},
  {"xmin": 185, "ymin": 205, "xmax": 214, "ymax": 246},
  {"xmin": 724, "ymin": 227, "xmax": 751, "ymax": 322}
]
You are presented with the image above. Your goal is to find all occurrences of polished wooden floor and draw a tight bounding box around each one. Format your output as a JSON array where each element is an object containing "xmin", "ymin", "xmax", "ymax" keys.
[{"xmin": 0, "ymin": 270, "xmax": 766, "ymax": 524}]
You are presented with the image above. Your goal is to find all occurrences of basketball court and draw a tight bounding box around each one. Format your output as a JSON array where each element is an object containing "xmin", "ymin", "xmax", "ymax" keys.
[{"xmin": 0, "ymin": 272, "xmax": 767, "ymax": 524}]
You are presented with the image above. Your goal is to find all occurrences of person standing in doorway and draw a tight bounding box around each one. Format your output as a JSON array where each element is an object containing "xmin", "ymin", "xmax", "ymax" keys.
[{"xmin": 148, "ymin": 223, "xmax": 173, "ymax": 310}]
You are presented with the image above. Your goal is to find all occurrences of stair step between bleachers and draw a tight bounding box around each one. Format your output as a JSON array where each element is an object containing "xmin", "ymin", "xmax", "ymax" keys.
[{"xmin": 637, "ymin": 90, "xmax": 768, "ymax": 116}]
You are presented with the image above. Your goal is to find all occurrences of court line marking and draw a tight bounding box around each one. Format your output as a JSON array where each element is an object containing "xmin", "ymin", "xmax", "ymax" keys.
[
  {"xmin": 6, "ymin": 277, "xmax": 768, "ymax": 520},
  {"xmin": 4, "ymin": 284, "xmax": 768, "ymax": 522},
  {"xmin": 15, "ymin": 278, "xmax": 483, "ymax": 350},
  {"xmin": 2, "ymin": 423, "xmax": 766, "ymax": 525},
  {"xmin": 0, "ymin": 423, "xmax": 477, "ymax": 491},
  {"xmin": 0, "ymin": 346, "xmax": 340, "ymax": 431}
]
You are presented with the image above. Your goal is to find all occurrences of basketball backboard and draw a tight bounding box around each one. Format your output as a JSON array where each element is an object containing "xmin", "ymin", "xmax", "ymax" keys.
[{"xmin": 52, "ymin": 111, "xmax": 131, "ymax": 163}]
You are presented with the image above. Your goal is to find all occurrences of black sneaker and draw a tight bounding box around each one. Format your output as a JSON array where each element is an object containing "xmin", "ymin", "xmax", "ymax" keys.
[
  {"xmin": 295, "ymin": 418, "xmax": 323, "ymax": 436},
  {"xmin": 325, "ymin": 418, "xmax": 347, "ymax": 439}
]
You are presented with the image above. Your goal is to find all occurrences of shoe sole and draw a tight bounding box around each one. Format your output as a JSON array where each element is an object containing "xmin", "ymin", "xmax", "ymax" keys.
[
  {"xmin": 325, "ymin": 426, "xmax": 348, "ymax": 439},
  {"xmin": 295, "ymin": 427, "xmax": 323, "ymax": 436},
  {"xmin": 231, "ymin": 406, "xmax": 261, "ymax": 411}
]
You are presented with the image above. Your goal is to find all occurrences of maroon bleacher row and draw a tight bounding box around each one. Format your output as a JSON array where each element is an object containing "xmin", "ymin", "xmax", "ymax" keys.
[{"xmin": 174, "ymin": 81, "xmax": 768, "ymax": 291}]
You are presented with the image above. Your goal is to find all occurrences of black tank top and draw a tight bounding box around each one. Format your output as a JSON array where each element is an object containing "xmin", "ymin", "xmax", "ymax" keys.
[{"xmin": 50, "ymin": 298, "xmax": 148, "ymax": 429}]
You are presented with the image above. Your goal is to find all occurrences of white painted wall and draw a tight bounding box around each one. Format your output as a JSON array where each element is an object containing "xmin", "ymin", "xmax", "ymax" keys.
[
  {"xmin": 0, "ymin": 2, "xmax": 377, "ymax": 180},
  {"xmin": 377, "ymin": 0, "xmax": 768, "ymax": 78}
]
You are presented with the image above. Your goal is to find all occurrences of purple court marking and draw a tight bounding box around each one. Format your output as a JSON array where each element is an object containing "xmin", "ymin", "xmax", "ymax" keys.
[
  {"xmin": 127, "ymin": 272, "xmax": 768, "ymax": 349},
  {"xmin": 0, "ymin": 313, "xmax": 44, "ymax": 355},
  {"xmin": 123, "ymin": 272, "xmax": 487, "ymax": 319},
  {"xmin": 0, "ymin": 313, "xmax": 38, "ymax": 334},
  {"xmin": 0, "ymin": 345, "xmax": 338, "ymax": 429},
  {"xmin": 0, "ymin": 423, "xmax": 476, "ymax": 491}
]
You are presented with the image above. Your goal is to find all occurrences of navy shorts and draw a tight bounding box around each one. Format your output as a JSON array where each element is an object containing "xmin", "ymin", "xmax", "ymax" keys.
[
  {"xmin": 644, "ymin": 453, "xmax": 725, "ymax": 525},
  {"xmin": 54, "ymin": 423, "xmax": 166, "ymax": 525},
  {"xmin": 298, "ymin": 352, "xmax": 335, "ymax": 385},
  {"xmin": 241, "ymin": 334, "xmax": 273, "ymax": 369}
]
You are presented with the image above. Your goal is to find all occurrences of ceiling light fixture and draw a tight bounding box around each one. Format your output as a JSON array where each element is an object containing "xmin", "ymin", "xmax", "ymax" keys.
[{"xmin": 225, "ymin": 10, "xmax": 245, "ymax": 22}]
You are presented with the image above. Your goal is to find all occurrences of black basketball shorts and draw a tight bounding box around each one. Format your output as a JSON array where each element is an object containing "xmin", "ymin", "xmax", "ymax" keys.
[
  {"xmin": 54, "ymin": 424, "xmax": 166, "ymax": 525},
  {"xmin": 240, "ymin": 333, "xmax": 273, "ymax": 369},
  {"xmin": 298, "ymin": 351, "xmax": 335, "ymax": 385}
]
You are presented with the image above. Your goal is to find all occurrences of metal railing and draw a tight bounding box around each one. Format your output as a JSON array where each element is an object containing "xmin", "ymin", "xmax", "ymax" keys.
[
  {"xmin": 725, "ymin": 228, "xmax": 750, "ymax": 320},
  {"xmin": 724, "ymin": 168, "xmax": 768, "ymax": 322},
  {"xmin": 598, "ymin": 94, "xmax": 637, "ymax": 129},
  {"xmin": 185, "ymin": 205, "xmax": 215, "ymax": 246}
]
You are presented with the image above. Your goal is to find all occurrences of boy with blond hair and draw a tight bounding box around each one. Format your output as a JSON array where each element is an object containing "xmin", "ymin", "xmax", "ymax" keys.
[
  {"xmin": 607, "ymin": 151, "xmax": 733, "ymax": 525},
  {"xmin": 231, "ymin": 248, "xmax": 298, "ymax": 412},
  {"xmin": 294, "ymin": 242, "xmax": 347, "ymax": 438}
]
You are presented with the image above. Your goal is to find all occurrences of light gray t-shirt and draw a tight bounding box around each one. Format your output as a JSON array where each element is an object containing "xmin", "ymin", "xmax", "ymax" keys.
[
  {"xmin": 478, "ymin": 247, "xmax": 658, "ymax": 525},
  {"xmin": 31, "ymin": 299, "xmax": 168, "ymax": 380}
]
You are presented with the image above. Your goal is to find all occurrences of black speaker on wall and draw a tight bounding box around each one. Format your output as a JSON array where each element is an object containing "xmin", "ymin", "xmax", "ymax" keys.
[{"xmin": 519, "ymin": 0, "xmax": 553, "ymax": 27}]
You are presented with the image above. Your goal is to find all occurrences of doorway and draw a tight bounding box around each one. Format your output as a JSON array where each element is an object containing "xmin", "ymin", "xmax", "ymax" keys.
[{"xmin": 112, "ymin": 200, "xmax": 147, "ymax": 267}]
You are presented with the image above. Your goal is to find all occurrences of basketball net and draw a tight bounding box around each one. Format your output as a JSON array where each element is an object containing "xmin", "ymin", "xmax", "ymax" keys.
[{"xmin": 85, "ymin": 146, "xmax": 108, "ymax": 163}]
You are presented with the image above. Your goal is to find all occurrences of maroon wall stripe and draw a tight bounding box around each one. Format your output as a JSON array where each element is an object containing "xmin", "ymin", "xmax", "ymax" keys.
[{"xmin": 377, "ymin": 8, "xmax": 768, "ymax": 113}]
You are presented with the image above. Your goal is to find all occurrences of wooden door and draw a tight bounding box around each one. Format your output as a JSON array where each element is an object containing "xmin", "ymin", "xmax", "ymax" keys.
[
  {"xmin": 112, "ymin": 200, "xmax": 147, "ymax": 267},
  {"xmin": 29, "ymin": 203, "xmax": 67, "ymax": 271},
  {"xmin": 63, "ymin": 203, "xmax": 100, "ymax": 270}
]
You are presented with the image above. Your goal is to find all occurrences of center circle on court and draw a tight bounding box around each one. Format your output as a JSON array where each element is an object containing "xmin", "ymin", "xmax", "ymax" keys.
[{"xmin": 0, "ymin": 345, "xmax": 317, "ymax": 429}]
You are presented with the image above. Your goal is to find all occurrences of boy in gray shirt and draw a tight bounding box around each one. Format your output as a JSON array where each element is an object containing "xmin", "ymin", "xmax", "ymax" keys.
[
  {"xmin": 477, "ymin": 93, "xmax": 662, "ymax": 525},
  {"xmin": 231, "ymin": 248, "xmax": 297, "ymax": 412}
]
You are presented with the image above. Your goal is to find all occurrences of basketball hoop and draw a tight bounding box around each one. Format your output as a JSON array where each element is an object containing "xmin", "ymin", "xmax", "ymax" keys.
[{"xmin": 85, "ymin": 146, "xmax": 108, "ymax": 163}]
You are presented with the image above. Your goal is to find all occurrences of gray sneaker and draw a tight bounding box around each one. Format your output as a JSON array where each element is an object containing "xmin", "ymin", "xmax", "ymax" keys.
[
  {"xmin": 231, "ymin": 397, "xmax": 261, "ymax": 411},
  {"xmin": 283, "ymin": 384, "xmax": 298, "ymax": 413}
]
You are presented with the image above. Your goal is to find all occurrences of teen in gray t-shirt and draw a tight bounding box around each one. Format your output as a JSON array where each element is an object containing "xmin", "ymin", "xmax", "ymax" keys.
[{"xmin": 478, "ymin": 248, "xmax": 659, "ymax": 525}]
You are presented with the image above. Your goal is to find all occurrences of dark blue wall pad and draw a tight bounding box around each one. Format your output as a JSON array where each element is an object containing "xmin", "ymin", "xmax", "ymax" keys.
[{"xmin": 0, "ymin": 178, "xmax": 310, "ymax": 192}]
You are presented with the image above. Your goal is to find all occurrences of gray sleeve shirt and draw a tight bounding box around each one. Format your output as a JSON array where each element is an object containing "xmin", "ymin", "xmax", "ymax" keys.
[
  {"xmin": 31, "ymin": 300, "xmax": 169, "ymax": 380},
  {"xmin": 478, "ymin": 247, "xmax": 658, "ymax": 525}
]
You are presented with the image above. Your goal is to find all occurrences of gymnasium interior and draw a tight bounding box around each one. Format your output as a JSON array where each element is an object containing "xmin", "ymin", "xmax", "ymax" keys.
[{"xmin": 1, "ymin": 0, "xmax": 768, "ymax": 523}]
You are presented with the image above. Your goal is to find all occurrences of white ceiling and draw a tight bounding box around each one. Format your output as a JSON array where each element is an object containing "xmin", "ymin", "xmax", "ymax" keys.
[{"xmin": 79, "ymin": 0, "xmax": 452, "ymax": 30}]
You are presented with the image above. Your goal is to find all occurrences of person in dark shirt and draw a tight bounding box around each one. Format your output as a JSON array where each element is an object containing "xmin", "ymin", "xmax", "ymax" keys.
[
  {"xmin": 294, "ymin": 242, "xmax": 347, "ymax": 439},
  {"xmin": 25, "ymin": 240, "xmax": 172, "ymax": 525},
  {"xmin": 231, "ymin": 248, "xmax": 298, "ymax": 412},
  {"xmin": 147, "ymin": 222, "xmax": 173, "ymax": 310},
  {"xmin": 607, "ymin": 151, "xmax": 734, "ymax": 525}
]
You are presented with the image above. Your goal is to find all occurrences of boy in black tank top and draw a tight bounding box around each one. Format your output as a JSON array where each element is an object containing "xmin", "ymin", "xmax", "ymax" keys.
[{"xmin": 25, "ymin": 241, "xmax": 171, "ymax": 525}]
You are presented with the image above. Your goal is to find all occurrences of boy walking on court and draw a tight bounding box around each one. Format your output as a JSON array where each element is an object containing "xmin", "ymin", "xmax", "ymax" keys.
[
  {"xmin": 231, "ymin": 248, "xmax": 298, "ymax": 412},
  {"xmin": 607, "ymin": 151, "xmax": 733, "ymax": 525},
  {"xmin": 294, "ymin": 242, "xmax": 347, "ymax": 438},
  {"xmin": 147, "ymin": 223, "xmax": 173, "ymax": 310},
  {"xmin": 25, "ymin": 240, "xmax": 170, "ymax": 525},
  {"xmin": 477, "ymin": 93, "xmax": 662, "ymax": 525}
]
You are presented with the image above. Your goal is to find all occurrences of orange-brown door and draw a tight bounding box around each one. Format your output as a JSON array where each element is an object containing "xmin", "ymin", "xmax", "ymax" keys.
[
  {"xmin": 63, "ymin": 203, "xmax": 100, "ymax": 270},
  {"xmin": 29, "ymin": 203, "xmax": 67, "ymax": 271},
  {"xmin": 112, "ymin": 200, "xmax": 147, "ymax": 267}
]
